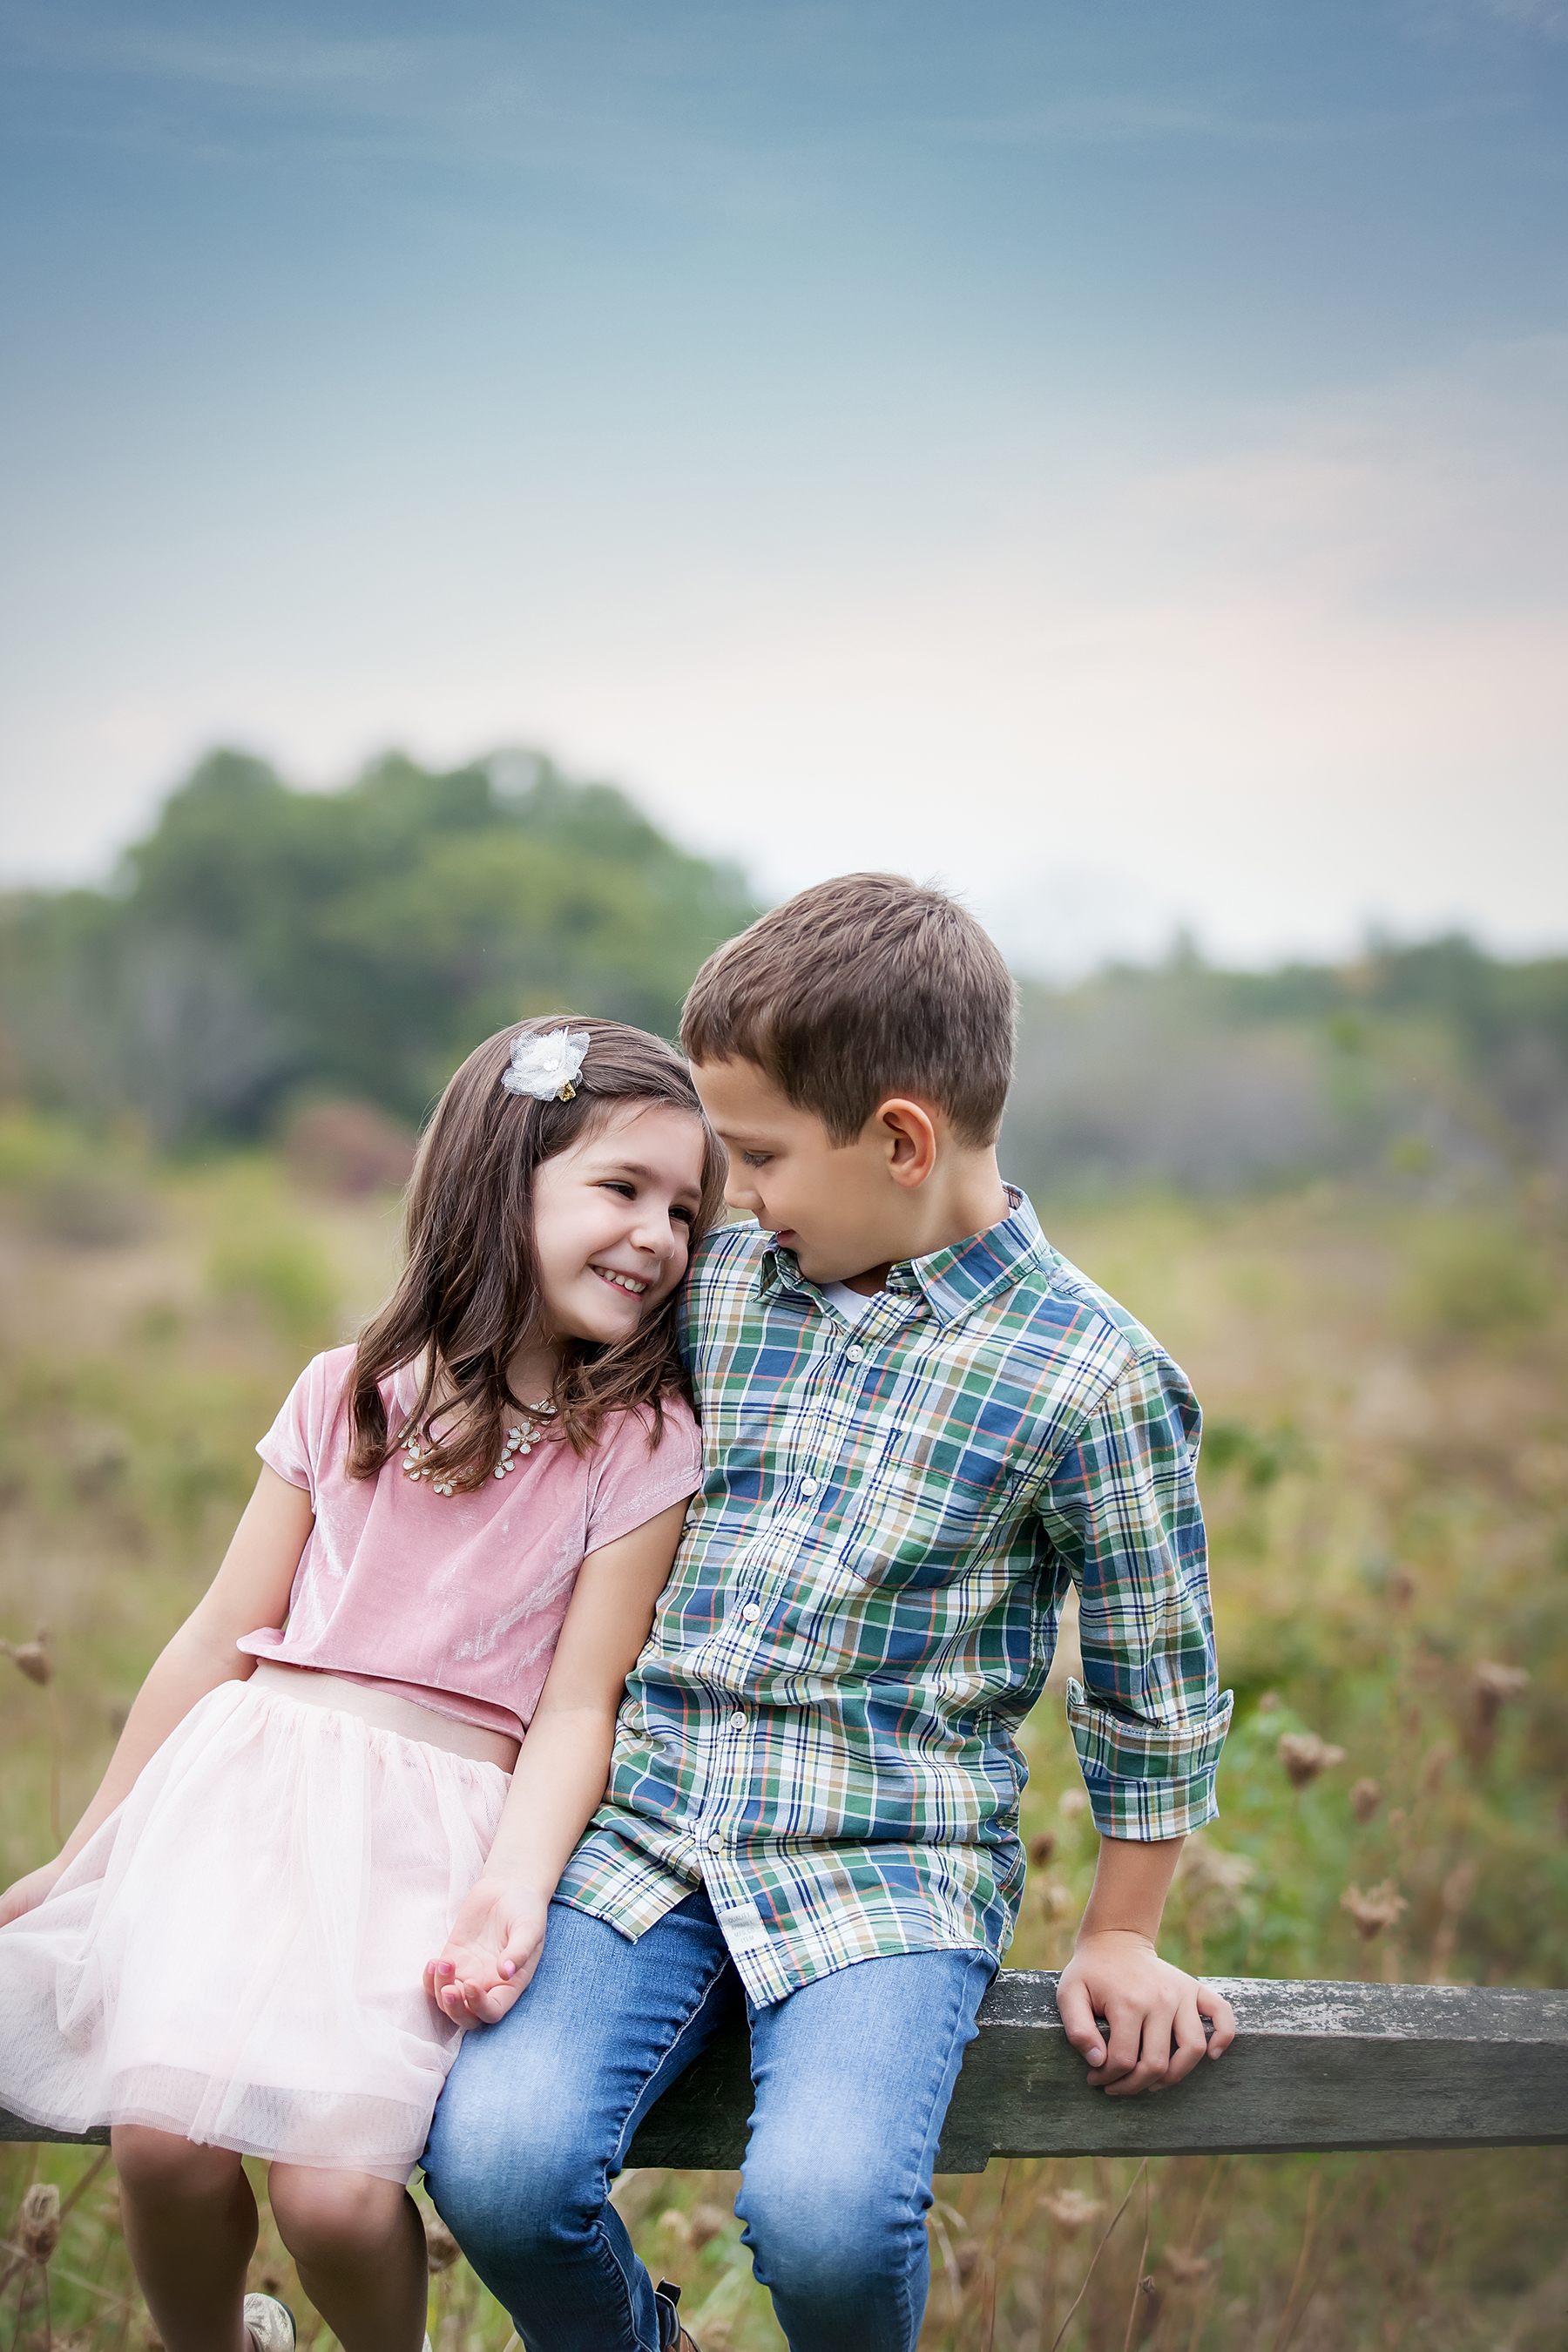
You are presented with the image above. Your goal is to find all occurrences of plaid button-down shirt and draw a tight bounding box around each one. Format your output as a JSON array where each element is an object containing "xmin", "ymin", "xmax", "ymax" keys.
[{"xmin": 556, "ymin": 1189, "xmax": 1232, "ymax": 2004}]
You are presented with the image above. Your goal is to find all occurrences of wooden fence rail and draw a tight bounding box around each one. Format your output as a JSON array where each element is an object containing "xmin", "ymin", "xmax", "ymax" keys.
[{"xmin": 5, "ymin": 1977, "xmax": 1565, "ymax": 2172}]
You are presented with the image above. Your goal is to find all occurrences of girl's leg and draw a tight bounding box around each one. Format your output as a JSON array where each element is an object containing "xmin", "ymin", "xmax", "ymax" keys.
[
  {"xmin": 267, "ymin": 2165, "xmax": 427, "ymax": 2352},
  {"xmin": 112, "ymin": 2126, "xmax": 257, "ymax": 2352}
]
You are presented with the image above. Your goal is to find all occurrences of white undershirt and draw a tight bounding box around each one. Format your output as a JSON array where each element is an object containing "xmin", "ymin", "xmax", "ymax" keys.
[{"xmin": 819, "ymin": 1280, "xmax": 882, "ymax": 1324}]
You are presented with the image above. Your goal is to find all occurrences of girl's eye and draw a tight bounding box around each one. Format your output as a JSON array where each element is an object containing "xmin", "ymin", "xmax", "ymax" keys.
[
  {"xmin": 741, "ymin": 1152, "xmax": 772, "ymax": 1169},
  {"xmin": 600, "ymin": 1181, "xmax": 636, "ymax": 1199}
]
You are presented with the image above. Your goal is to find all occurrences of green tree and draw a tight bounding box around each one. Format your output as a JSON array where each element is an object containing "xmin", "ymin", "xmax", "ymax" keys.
[{"xmin": 0, "ymin": 748, "xmax": 756, "ymax": 1139}]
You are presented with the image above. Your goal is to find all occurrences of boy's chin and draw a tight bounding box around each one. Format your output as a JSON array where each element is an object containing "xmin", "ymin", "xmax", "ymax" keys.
[
  {"xmin": 769, "ymin": 1227, "xmax": 867, "ymax": 1285},
  {"xmin": 783, "ymin": 1241, "xmax": 838, "ymax": 1282},
  {"xmin": 792, "ymin": 1243, "xmax": 889, "ymax": 1290}
]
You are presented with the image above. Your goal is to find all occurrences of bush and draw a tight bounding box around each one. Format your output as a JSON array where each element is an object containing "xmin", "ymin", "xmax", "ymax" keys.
[
  {"xmin": 207, "ymin": 1228, "xmax": 340, "ymax": 1348},
  {"xmin": 1399, "ymin": 1215, "xmax": 1550, "ymax": 1339}
]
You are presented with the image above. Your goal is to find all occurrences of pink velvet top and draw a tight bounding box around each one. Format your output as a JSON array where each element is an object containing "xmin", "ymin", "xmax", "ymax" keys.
[{"xmin": 240, "ymin": 1345, "xmax": 704, "ymax": 1739}]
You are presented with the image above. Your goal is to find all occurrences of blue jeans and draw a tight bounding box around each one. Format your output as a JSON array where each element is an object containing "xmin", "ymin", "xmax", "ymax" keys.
[{"xmin": 422, "ymin": 1890, "xmax": 994, "ymax": 2352}]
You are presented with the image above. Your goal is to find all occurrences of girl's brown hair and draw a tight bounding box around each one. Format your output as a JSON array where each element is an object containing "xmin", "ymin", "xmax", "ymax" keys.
[{"xmin": 346, "ymin": 1017, "xmax": 727, "ymax": 1490}]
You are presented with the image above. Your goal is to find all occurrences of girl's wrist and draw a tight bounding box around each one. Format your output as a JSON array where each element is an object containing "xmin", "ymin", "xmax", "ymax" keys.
[{"xmin": 475, "ymin": 1860, "xmax": 555, "ymax": 1903}]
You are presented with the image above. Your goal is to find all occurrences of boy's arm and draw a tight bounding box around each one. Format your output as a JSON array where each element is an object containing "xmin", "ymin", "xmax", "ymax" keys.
[
  {"xmin": 1056, "ymin": 1836, "xmax": 1236, "ymax": 2093},
  {"xmin": 1037, "ymin": 1348, "xmax": 1235, "ymax": 2091}
]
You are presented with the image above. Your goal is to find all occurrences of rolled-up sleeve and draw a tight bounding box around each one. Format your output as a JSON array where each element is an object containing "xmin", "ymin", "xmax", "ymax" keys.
[{"xmin": 1037, "ymin": 1351, "xmax": 1233, "ymax": 1839}]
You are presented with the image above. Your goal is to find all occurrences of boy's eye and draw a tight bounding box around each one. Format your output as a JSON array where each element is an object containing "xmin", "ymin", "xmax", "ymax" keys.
[
  {"xmin": 740, "ymin": 1152, "xmax": 772, "ymax": 1169},
  {"xmin": 672, "ymin": 1204, "xmax": 695, "ymax": 1226}
]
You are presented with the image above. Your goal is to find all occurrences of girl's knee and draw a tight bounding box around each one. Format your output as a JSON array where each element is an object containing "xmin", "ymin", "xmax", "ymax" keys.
[
  {"xmin": 112, "ymin": 2126, "xmax": 240, "ymax": 2201},
  {"xmin": 267, "ymin": 2166, "xmax": 411, "ymax": 2267}
]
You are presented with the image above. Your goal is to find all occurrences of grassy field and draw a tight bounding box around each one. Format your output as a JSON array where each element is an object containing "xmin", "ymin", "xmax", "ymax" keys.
[{"xmin": 2, "ymin": 1114, "xmax": 1564, "ymax": 2350}]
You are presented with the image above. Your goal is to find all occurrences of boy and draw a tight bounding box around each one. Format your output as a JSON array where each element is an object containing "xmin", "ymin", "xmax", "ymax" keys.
[{"xmin": 425, "ymin": 875, "xmax": 1235, "ymax": 2352}]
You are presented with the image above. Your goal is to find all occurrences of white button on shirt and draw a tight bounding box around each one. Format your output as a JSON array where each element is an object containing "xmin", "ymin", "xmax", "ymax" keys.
[
  {"xmin": 742, "ymin": 1601, "xmax": 762, "ymax": 1623},
  {"xmin": 800, "ymin": 1477, "xmax": 819, "ymax": 1496},
  {"xmin": 729, "ymin": 1711, "xmax": 746, "ymax": 1729},
  {"xmin": 847, "ymin": 1344, "xmax": 865, "ymax": 1361}
]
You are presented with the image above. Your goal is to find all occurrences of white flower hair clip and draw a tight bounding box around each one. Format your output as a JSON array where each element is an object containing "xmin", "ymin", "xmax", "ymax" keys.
[{"xmin": 501, "ymin": 1026, "xmax": 591, "ymax": 1102}]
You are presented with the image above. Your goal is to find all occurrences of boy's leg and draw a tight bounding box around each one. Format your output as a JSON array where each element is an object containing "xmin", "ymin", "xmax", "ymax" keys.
[
  {"xmin": 422, "ymin": 1890, "xmax": 742, "ymax": 2352},
  {"xmin": 737, "ymin": 1948, "xmax": 995, "ymax": 2352}
]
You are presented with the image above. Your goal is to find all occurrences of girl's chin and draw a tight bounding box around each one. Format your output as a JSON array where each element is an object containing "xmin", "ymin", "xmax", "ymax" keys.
[{"xmin": 559, "ymin": 1281, "xmax": 648, "ymax": 1341}]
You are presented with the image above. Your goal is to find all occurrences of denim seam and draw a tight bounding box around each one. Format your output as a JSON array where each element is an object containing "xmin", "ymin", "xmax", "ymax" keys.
[
  {"xmin": 590, "ymin": 1948, "xmax": 741, "ymax": 2349},
  {"xmin": 888, "ymin": 1952, "xmax": 995, "ymax": 2351}
]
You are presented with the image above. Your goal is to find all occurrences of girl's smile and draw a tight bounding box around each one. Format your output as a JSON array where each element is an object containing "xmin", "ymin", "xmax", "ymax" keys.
[{"xmin": 591, "ymin": 1265, "xmax": 649, "ymax": 1296}]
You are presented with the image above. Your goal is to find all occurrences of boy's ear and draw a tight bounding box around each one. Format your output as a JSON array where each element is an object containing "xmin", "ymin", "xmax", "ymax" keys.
[{"xmin": 875, "ymin": 1098, "xmax": 939, "ymax": 1189}]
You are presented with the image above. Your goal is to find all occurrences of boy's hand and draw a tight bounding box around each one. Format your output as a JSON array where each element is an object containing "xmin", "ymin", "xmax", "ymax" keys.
[
  {"xmin": 1056, "ymin": 1929, "xmax": 1235, "ymax": 2096},
  {"xmin": 424, "ymin": 1876, "xmax": 550, "ymax": 2031}
]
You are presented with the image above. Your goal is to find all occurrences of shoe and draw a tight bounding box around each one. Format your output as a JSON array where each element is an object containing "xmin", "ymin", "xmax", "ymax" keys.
[
  {"xmin": 242, "ymin": 2297, "xmax": 295, "ymax": 2352},
  {"xmin": 655, "ymin": 2278, "xmax": 703, "ymax": 2352}
]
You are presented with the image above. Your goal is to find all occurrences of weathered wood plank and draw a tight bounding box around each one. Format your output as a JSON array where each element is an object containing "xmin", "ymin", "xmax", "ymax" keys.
[
  {"xmin": 623, "ymin": 1976, "xmax": 1568, "ymax": 2171},
  {"xmin": 4, "ymin": 1977, "xmax": 1564, "ymax": 2171},
  {"xmin": 0, "ymin": 2114, "xmax": 110, "ymax": 2148}
]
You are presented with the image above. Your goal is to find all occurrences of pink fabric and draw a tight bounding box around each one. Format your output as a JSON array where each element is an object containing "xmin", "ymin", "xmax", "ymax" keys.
[
  {"xmin": 0, "ymin": 1677, "xmax": 510, "ymax": 2180},
  {"xmin": 240, "ymin": 1346, "xmax": 702, "ymax": 1738}
]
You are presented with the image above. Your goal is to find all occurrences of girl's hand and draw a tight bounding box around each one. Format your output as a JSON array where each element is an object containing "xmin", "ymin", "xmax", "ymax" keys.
[
  {"xmin": 424, "ymin": 1876, "xmax": 550, "ymax": 2030},
  {"xmin": 0, "ymin": 1859, "xmax": 67, "ymax": 1930}
]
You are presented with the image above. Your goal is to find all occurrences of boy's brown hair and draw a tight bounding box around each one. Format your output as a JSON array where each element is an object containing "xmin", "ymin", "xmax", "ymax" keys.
[{"xmin": 680, "ymin": 873, "xmax": 1017, "ymax": 1146}]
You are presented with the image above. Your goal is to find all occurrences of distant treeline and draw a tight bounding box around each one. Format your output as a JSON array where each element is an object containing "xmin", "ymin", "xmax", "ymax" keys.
[
  {"xmin": 0, "ymin": 748, "xmax": 756, "ymax": 1141},
  {"xmin": 1004, "ymin": 938, "xmax": 1568, "ymax": 1197},
  {"xmin": 2, "ymin": 747, "xmax": 1565, "ymax": 1196}
]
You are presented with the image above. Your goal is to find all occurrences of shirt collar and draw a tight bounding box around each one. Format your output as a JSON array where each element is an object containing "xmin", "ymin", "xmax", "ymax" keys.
[{"xmin": 756, "ymin": 1186, "xmax": 1047, "ymax": 1327}]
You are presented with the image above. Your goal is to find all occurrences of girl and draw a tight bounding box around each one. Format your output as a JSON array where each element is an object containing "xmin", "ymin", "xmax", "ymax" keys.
[{"xmin": 0, "ymin": 1017, "xmax": 726, "ymax": 2352}]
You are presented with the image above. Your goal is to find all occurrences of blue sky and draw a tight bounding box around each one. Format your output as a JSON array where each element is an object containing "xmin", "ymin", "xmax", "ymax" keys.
[{"xmin": 3, "ymin": 1, "xmax": 1565, "ymax": 967}]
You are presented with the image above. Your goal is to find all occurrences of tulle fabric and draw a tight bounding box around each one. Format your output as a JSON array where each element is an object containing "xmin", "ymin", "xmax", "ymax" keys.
[{"xmin": 0, "ymin": 1678, "xmax": 510, "ymax": 2180}]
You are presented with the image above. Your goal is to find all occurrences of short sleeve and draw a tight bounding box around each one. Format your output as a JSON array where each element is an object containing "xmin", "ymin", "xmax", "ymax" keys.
[
  {"xmin": 584, "ymin": 1398, "xmax": 705, "ymax": 1558},
  {"xmin": 255, "ymin": 1352, "xmax": 336, "ymax": 1503}
]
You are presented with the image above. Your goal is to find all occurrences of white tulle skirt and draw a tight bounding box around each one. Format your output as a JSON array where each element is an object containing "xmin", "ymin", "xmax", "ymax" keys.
[{"xmin": 0, "ymin": 1677, "xmax": 510, "ymax": 2181}]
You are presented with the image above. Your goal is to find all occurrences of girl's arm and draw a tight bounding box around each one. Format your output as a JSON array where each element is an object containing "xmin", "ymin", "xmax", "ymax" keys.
[
  {"xmin": 425, "ymin": 1495, "xmax": 691, "ymax": 2025},
  {"xmin": 0, "ymin": 1464, "xmax": 314, "ymax": 1926}
]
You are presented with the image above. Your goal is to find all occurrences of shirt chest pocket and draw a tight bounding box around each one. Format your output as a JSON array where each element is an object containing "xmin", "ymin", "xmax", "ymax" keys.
[{"xmin": 838, "ymin": 1425, "xmax": 1030, "ymax": 1590}]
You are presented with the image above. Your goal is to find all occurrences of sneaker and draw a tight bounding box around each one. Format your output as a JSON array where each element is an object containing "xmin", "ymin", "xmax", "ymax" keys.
[
  {"xmin": 242, "ymin": 2297, "xmax": 295, "ymax": 2352},
  {"xmin": 654, "ymin": 2278, "xmax": 703, "ymax": 2352}
]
